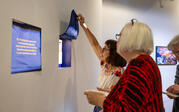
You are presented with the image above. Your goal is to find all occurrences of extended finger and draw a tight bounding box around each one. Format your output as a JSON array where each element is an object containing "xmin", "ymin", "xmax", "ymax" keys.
[{"xmin": 167, "ymin": 86, "xmax": 174, "ymax": 93}]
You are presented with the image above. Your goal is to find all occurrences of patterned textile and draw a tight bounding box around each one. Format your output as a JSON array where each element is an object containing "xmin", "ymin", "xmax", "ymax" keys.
[
  {"xmin": 94, "ymin": 62, "xmax": 123, "ymax": 112},
  {"xmin": 98, "ymin": 63, "xmax": 122, "ymax": 90},
  {"xmin": 98, "ymin": 69, "xmax": 120, "ymax": 90},
  {"xmin": 103, "ymin": 54, "xmax": 165, "ymax": 112}
]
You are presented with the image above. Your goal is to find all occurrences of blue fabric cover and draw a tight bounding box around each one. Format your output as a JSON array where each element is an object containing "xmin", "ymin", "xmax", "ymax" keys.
[{"xmin": 60, "ymin": 10, "xmax": 79, "ymax": 40}]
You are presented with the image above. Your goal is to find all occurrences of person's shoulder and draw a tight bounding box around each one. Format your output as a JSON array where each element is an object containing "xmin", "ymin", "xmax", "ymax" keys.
[
  {"xmin": 129, "ymin": 54, "xmax": 155, "ymax": 70},
  {"xmin": 135, "ymin": 54, "xmax": 151, "ymax": 61},
  {"xmin": 130, "ymin": 54, "xmax": 147, "ymax": 66}
]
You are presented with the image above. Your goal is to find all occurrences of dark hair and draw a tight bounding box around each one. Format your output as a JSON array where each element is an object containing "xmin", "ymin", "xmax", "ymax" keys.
[{"xmin": 105, "ymin": 39, "xmax": 127, "ymax": 67}]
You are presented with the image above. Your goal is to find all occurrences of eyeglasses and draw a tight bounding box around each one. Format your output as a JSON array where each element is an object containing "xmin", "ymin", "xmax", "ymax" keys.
[
  {"xmin": 115, "ymin": 33, "xmax": 121, "ymax": 40},
  {"xmin": 131, "ymin": 18, "xmax": 137, "ymax": 25},
  {"xmin": 115, "ymin": 19, "xmax": 137, "ymax": 40},
  {"xmin": 102, "ymin": 47, "xmax": 110, "ymax": 52}
]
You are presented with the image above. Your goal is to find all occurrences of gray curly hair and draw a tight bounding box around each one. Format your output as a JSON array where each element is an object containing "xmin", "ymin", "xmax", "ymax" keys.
[{"xmin": 168, "ymin": 35, "xmax": 179, "ymax": 50}]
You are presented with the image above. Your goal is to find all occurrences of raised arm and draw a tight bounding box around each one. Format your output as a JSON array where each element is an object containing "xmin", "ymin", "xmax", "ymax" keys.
[{"xmin": 77, "ymin": 14, "xmax": 102, "ymax": 60}]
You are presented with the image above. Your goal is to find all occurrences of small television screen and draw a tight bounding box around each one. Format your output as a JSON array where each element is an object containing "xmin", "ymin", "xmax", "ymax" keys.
[
  {"xmin": 156, "ymin": 46, "xmax": 177, "ymax": 65},
  {"xmin": 11, "ymin": 20, "xmax": 41, "ymax": 74}
]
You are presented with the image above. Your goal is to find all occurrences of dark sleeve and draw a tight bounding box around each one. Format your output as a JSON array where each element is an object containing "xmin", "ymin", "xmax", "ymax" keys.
[
  {"xmin": 175, "ymin": 65, "xmax": 179, "ymax": 84},
  {"xmin": 103, "ymin": 66, "xmax": 149, "ymax": 112}
]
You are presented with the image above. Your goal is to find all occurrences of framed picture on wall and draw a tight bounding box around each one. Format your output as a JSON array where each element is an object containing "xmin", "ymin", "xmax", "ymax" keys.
[
  {"xmin": 11, "ymin": 20, "xmax": 42, "ymax": 74},
  {"xmin": 156, "ymin": 46, "xmax": 177, "ymax": 65}
]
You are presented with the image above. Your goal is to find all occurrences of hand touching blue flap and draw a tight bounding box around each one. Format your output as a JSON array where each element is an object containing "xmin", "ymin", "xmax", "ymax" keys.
[{"xmin": 60, "ymin": 10, "xmax": 79, "ymax": 40}]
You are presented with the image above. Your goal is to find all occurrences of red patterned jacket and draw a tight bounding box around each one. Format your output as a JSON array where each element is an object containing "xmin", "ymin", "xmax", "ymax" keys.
[{"xmin": 103, "ymin": 54, "xmax": 165, "ymax": 112}]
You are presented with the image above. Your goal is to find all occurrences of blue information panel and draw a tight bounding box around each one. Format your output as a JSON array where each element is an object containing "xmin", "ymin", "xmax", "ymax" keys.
[{"xmin": 11, "ymin": 21, "xmax": 41, "ymax": 74}]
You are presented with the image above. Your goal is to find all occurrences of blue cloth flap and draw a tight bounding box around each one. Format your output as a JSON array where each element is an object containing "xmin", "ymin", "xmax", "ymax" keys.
[{"xmin": 60, "ymin": 10, "xmax": 79, "ymax": 40}]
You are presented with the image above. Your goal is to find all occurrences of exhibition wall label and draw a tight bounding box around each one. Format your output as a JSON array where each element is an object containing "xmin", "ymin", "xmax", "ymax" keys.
[{"xmin": 11, "ymin": 20, "xmax": 41, "ymax": 74}]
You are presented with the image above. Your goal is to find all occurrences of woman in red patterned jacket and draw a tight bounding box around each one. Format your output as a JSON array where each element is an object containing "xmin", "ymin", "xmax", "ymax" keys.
[{"xmin": 84, "ymin": 20, "xmax": 165, "ymax": 112}]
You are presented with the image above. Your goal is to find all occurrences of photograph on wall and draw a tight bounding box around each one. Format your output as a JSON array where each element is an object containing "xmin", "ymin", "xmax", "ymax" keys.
[
  {"xmin": 11, "ymin": 20, "xmax": 41, "ymax": 74},
  {"xmin": 156, "ymin": 46, "xmax": 177, "ymax": 65}
]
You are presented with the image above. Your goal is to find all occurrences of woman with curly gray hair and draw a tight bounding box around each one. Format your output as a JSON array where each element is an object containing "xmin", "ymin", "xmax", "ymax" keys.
[{"xmin": 166, "ymin": 35, "xmax": 179, "ymax": 112}]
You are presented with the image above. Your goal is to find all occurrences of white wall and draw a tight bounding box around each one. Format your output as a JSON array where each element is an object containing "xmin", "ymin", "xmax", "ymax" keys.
[
  {"xmin": 1, "ymin": 0, "xmax": 178, "ymax": 111},
  {"xmin": 0, "ymin": 0, "xmax": 102, "ymax": 112},
  {"xmin": 102, "ymin": 0, "xmax": 179, "ymax": 111}
]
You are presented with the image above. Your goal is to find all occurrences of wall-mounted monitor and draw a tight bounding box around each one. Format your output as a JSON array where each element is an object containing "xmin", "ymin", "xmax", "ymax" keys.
[
  {"xmin": 11, "ymin": 20, "xmax": 41, "ymax": 74},
  {"xmin": 156, "ymin": 46, "xmax": 177, "ymax": 65}
]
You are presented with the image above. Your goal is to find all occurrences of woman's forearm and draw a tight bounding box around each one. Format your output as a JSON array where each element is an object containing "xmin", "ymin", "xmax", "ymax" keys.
[{"xmin": 81, "ymin": 23, "xmax": 102, "ymax": 60}]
